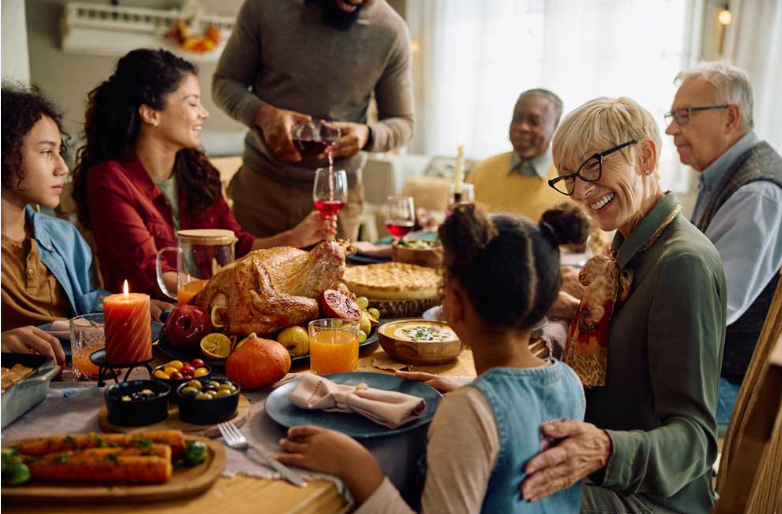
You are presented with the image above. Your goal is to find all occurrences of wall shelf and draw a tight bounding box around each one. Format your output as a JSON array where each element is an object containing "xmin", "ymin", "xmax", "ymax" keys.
[{"xmin": 60, "ymin": 1, "xmax": 234, "ymax": 63}]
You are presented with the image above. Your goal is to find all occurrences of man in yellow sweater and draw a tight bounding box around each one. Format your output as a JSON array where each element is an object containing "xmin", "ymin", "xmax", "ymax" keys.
[{"xmin": 468, "ymin": 89, "xmax": 566, "ymax": 220}]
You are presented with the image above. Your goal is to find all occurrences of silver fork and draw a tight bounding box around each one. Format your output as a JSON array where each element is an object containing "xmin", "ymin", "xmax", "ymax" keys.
[{"xmin": 217, "ymin": 421, "xmax": 307, "ymax": 487}]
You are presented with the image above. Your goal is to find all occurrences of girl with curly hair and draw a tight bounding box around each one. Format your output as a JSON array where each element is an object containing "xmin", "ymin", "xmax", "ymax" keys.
[
  {"xmin": 1, "ymin": 83, "xmax": 173, "ymax": 366},
  {"xmin": 72, "ymin": 49, "xmax": 335, "ymax": 297}
]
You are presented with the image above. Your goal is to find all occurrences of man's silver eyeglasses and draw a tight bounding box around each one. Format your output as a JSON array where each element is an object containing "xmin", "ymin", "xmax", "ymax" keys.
[
  {"xmin": 664, "ymin": 105, "xmax": 728, "ymax": 126},
  {"xmin": 548, "ymin": 140, "xmax": 637, "ymax": 196}
]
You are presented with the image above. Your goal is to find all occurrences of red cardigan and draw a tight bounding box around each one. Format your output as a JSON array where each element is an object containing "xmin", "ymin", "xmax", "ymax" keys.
[{"xmin": 85, "ymin": 154, "xmax": 255, "ymax": 295}]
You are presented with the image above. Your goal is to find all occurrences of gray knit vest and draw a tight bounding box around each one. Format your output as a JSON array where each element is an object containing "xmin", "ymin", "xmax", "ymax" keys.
[{"xmin": 693, "ymin": 141, "xmax": 782, "ymax": 384}]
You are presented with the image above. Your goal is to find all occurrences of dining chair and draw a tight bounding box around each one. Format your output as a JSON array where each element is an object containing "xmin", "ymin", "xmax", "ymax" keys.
[{"xmin": 713, "ymin": 267, "xmax": 782, "ymax": 514}]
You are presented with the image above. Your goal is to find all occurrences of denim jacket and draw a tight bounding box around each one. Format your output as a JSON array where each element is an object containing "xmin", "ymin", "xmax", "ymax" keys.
[{"xmin": 27, "ymin": 205, "xmax": 109, "ymax": 316}]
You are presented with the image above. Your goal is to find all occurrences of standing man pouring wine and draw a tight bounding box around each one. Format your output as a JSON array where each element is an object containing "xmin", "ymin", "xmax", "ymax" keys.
[{"xmin": 213, "ymin": 0, "xmax": 414, "ymax": 240}]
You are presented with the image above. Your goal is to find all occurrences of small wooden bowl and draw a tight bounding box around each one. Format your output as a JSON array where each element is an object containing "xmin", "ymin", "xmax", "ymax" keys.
[
  {"xmin": 392, "ymin": 241, "xmax": 442, "ymax": 269},
  {"xmin": 377, "ymin": 319, "xmax": 463, "ymax": 365}
]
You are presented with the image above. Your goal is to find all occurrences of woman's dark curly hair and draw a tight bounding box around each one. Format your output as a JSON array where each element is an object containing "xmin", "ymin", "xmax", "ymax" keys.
[
  {"xmin": 72, "ymin": 49, "xmax": 221, "ymax": 227},
  {"xmin": 439, "ymin": 203, "xmax": 589, "ymax": 330},
  {"xmin": 2, "ymin": 82, "xmax": 67, "ymax": 189}
]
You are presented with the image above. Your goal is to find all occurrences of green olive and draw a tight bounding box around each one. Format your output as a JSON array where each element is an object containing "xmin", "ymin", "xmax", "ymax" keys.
[
  {"xmin": 215, "ymin": 389, "xmax": 233, "ymax": 399},
  {"xmin": 186, "ymin": 380, "xmax": 202, "ymax": 390},
  {"xmin": 195, "ymin": 392, "xmax": 215, "ymax": 401},
  {"xmin": 218, "ymin": 384, "xmax": 236, "ymax": 392},
  {"xmin": 180, "ymin": 386, "xmax": 199, "ymax": 397},
  {"xmin": 208, "ymin": 381, "xmax": 221, "ymax": 389}
]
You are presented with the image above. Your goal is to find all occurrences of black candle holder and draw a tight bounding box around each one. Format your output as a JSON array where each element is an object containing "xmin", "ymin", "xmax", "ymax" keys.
[{"xmin": 89, "ymin": 349, "xmax": 155, "ymax": 387}]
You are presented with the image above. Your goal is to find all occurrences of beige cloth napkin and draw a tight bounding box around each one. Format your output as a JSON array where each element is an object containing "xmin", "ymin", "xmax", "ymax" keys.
[{"xmin": 289, "ymin": 374, "xmax": 426, "ymax": 429}]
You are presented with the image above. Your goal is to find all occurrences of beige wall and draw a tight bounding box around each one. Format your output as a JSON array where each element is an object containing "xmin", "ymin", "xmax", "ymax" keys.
[
  {"xmin": 2, "ymin": 0, "xmax": 31, "ymax": 83},
  {"xmin": 25, "ymin": 0, "xmax": 407, "ymax": 152},
  {"xmin": 25, "ymin": 0, "xmax": 248, "ymax": 142}
]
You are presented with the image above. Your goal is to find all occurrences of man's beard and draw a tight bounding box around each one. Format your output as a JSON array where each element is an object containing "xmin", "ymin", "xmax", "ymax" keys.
[{"xmin": 306, "ymin": 0, "xmax": 364, "ymax": 30}]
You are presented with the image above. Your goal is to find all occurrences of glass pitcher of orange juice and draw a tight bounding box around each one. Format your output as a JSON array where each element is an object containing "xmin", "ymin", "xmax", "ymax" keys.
[
  {"xmin": 155, "ymin": 229, "xmax": 237, "ymax": 304},
  {"xmin": 308, "ymin": 319, "xmax": 360, "ymax": 374}
]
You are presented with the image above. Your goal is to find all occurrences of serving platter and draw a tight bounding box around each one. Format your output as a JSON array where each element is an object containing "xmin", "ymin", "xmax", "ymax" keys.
[
  {"xmin": 97, "ymin": 394, "xmax": 250, "ymax": 438},
  {"xmin": 1, "ymin": 435, "xmax": 225, "ymax": 503}
]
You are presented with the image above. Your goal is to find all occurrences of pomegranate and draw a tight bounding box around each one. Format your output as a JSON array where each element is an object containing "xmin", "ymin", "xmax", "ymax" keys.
[
  {"xmin": 226, "ymin": 335, "xmax": 291, "ymax": 390},
  {"xmin": 320, "ymin": 289, "xmax": 362, "ymax": 321}
]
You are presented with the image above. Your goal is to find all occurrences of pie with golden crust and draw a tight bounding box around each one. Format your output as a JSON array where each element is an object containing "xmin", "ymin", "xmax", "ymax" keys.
[{"xmin": 343, "ymin": 262, "xmax": 442, "ymax": 300}]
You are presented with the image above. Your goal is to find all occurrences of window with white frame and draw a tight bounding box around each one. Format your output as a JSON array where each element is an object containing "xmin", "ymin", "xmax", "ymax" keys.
[{"xmin": 406, "ymin": 0, "xmax": 700, "ymax": 193}]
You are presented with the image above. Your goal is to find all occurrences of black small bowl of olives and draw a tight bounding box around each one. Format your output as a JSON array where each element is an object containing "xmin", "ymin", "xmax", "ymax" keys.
[
  {"xmin": 176, "ymin": 378, "xmax": 240, "ymax": 425},
  {"xmin": 105, "ymin": 380, "xmax": 170, "ymax": 426}
]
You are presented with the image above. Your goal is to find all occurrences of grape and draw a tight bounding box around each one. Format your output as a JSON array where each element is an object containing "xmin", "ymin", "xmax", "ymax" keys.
[
  {"xmin": 367, "ymin": 308, "xmax": 380, "ymax": 320},
  {"xmin": 356, "ymin": 296, "xmax": 369, "ymax": 309},
  {"xmin": 358, "ymin": 330, "xmax": 368, "ymax": 343}
]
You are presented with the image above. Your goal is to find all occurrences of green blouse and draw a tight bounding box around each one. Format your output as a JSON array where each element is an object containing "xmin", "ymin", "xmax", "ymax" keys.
[{"xmin": 585, "ymin": 192, "xmax": 727, "ymax": 514}]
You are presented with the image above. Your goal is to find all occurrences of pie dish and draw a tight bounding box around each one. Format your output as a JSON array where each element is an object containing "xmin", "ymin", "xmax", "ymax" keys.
[{"xmin": 343, "ymin": 262, "xmax": 442, "ymax": 300}]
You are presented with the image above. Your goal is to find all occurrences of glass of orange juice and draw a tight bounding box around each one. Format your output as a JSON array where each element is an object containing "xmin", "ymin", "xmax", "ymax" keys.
[
  {"xmin": 177, "ymin": 278, "xmax": 209, "ymax": 305},
  {"xmin": 308, "ymin": 319, "xmax": 360, "ymax": 374},
  {"xmin": 69, "ymin": 313, "xmax": 105, "ymax": 380}
]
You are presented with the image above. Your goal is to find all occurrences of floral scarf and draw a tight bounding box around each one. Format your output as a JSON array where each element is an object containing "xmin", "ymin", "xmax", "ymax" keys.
[{"xmin": 563, "ymin": 203, "xmax": 681, "ymax": 387}]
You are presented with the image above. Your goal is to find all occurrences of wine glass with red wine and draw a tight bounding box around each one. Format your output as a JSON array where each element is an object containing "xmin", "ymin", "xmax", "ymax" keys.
[
  {"xmin": 385, "ymin": 195, "xmax": 416, "ymax": 241},
  {"xmin": 313, "ymin": 168, "xmax": 348, "ymax": 219},
  {"xmin": 293, "ymin": 120, "xmax": 341, "ymax": 157}
]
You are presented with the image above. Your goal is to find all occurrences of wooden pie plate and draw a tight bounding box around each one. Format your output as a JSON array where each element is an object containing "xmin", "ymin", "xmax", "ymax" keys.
[
  {"xmin": 97, "ymin": 394, "xmax": 250, "ymax": 438},
  {"xmin": 371, "ymin": 296, "xmax": 442, "ymax": 319},
  {"xmin": 1, "ymin": 435, "xmax": 225, "ymax": 503}
]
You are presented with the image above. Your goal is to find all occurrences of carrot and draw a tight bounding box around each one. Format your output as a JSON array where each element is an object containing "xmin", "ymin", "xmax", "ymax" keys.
[
  {"xmin": 28, "ymin": 454, "xmax": 172, "ymax": 484},
  {"xmin": 16, "ymin": 430, "xmax": 186, "ymax": 457}
]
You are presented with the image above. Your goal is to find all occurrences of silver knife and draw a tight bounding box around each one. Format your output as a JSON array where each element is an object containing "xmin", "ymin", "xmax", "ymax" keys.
[{"xmin": 251, "ymin": 443, "xmax": 307, "ymax": 487}]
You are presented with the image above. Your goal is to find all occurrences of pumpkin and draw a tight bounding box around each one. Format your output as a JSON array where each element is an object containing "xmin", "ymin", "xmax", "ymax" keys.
[{"xmin": 226, "ymin": 336, "xmax": 291, "ymax": 390}]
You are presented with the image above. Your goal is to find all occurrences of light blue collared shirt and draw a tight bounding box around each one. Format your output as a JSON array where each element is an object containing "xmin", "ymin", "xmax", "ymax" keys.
[
  {"xmin": 691, "ymin": 132, "xmax": 782, "ymax": 325},
  {"xmin": 508, "ymin": 150, "xmax": 552, "ymax": 180}
]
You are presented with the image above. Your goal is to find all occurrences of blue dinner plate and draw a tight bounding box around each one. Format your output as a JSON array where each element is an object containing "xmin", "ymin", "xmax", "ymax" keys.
[
  {"xmin": 265, "ymin": 371, "xmax": 442, "ymax": 438},
  {"xmin": 38, "ymin": 314, "xmax": 163, "ymax": 357}
]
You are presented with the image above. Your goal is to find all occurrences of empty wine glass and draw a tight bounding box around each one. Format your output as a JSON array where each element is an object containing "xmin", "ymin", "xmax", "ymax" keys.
[
  {"xmin": 313, "ymin": 168, "xmax": 348, "ymax": 219},
  {"xmin": 385, "ymin": 195, "xmax": 415, "ymax": 241},
  {"xmin": 293, "ymin": 120, "xmax": 341, "ymax": 157}
]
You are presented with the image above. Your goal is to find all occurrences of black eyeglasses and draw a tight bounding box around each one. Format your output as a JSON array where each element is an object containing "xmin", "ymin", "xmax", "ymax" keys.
[
  {"xmin": 664, "ymin": 105, "xmax": 728, "ymax": 126},
  {"xmin": 548, "ymin": 140, "xmax": 637, "ymax": 196}
]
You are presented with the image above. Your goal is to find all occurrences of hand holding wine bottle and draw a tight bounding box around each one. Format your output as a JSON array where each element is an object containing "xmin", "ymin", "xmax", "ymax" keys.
[{"xmin": 255, "ymin": 103, "xmax": 312, "ymax": 163}]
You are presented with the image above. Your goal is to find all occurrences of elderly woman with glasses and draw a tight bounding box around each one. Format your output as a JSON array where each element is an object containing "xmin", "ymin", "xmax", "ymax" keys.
[{"xmin": 521, "ymin": 97, "xmax": 727, "ymax": 514}]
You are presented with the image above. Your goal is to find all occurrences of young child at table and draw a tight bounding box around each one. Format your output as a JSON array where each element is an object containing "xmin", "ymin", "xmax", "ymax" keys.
[
  {"xmin": 0, "ymin": 83, "xmax": 171, "ymax": 367},
  {"xmin": 276, "ymin": 203, "xmax": 589, "ymax": 513}
]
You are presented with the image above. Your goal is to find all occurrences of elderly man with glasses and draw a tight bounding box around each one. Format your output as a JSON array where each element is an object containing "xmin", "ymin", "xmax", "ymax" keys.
[{"xmin": 665, "ymin": 62, "xmax": 782, "ymax": 428}]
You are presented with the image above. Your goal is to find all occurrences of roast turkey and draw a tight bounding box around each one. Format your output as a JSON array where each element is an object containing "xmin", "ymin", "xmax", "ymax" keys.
[{"xmin": 193, "ymin": 240, "xmax": 354, "ymax": 336}]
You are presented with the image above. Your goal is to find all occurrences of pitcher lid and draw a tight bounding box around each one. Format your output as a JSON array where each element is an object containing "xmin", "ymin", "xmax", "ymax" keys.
[{"xmin": 177, "ymin": 229, "xmax": 237, "ymax": 245}]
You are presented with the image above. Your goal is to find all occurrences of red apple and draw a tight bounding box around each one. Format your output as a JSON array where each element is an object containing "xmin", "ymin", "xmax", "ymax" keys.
[{"xmin": 165, "ymin": 305, "xmax": 212, "ymax": 349}]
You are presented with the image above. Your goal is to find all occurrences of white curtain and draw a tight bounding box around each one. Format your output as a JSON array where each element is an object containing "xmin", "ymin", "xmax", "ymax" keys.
[
  {"xmin": 406, "ymin": 0, "xmax": 701, "ymax": 191},
  {"xmin": 724, "ymin": 0, "xmax": 782, "ymax": 153}
]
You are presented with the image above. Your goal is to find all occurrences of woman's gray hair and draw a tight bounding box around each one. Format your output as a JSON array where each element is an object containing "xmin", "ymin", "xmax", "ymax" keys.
[{"xmin": 675, "ymin": 62, "xmax": 754, "ymax": 130}]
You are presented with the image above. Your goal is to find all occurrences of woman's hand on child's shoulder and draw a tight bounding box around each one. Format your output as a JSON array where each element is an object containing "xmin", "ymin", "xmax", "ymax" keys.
[
  {"xmin": 395, "ymin": 370, "xmax": 467, "ymax": 394},
  {"xmin": 277, "ymin": 425, "xmax": 384, "ymax": 504}
]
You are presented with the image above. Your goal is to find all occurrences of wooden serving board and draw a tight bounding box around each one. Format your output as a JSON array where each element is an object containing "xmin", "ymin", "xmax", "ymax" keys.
[
  {"xmin": 97, "ymin": 394, "xmax": 250, "ymax": 438},
  {"xmin": 1, "ymin": 435, "xmax": 225, "ymax": 503}
]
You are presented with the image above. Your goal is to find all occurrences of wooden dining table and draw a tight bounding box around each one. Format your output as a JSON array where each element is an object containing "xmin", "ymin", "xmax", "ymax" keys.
[{"xmin": 1, "ymin": 339, "xmax": 481, "ymax": 514}]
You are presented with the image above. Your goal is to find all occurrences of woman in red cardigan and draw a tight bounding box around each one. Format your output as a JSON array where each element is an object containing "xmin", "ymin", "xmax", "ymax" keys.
[{"xmin": 72, "ymin": 49, "xmax": 335, "ymax": 299}]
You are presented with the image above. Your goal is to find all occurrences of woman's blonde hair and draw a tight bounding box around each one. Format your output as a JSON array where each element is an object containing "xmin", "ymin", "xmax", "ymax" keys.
[{"xmin": 552, "ymin": 97, "xmax": 662, "ymax": 174}]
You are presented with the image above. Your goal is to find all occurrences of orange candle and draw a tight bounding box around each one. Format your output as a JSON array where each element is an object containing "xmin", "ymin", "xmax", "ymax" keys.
[{"xmin": 103, "ymin": 280, "xmax": 152, "ymax": 365}]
